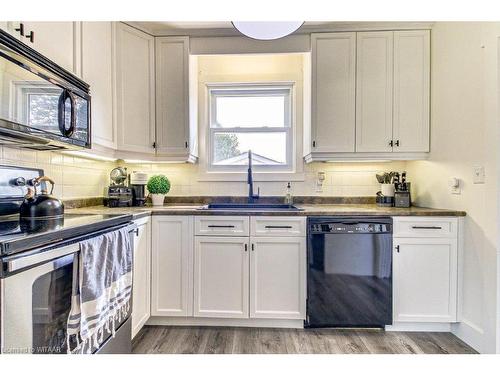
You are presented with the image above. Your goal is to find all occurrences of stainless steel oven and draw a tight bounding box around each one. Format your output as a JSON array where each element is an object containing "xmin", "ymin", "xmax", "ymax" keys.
[{"xmin": 0, "ymin": 224, "xmax": 135, "ymax": 354}]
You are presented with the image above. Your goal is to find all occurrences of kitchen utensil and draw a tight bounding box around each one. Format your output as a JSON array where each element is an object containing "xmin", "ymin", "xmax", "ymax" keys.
[{"xmin": 19, "ymin": 176, "xmax": 64, "ymax": 219}]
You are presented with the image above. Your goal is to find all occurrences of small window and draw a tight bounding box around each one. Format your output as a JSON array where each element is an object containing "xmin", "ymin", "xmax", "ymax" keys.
[{"xmin": 208, "ymin": 85, "xmax": 293, "ymax": 171}]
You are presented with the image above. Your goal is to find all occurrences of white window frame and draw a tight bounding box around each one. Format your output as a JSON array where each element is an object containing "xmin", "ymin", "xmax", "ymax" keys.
[{"xmin": 207, "ymin": 83, "xmax": 294, "ymax": 173}]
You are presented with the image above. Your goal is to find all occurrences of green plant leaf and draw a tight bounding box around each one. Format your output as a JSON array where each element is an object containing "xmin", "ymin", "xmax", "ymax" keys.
[{"xmin": 147, "ymin": 175, "xmax": 171, "ymax": 194}]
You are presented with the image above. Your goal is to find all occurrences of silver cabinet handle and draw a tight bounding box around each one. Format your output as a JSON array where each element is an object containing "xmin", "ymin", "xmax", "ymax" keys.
[{"xmin": 411, "ymin": 226, "xmax": 443, "ymax": 229}]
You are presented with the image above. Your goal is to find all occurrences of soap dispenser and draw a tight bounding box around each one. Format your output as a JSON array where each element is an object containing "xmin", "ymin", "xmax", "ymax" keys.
[{"xmin": 285, "ymin": 182, "xmax": 293, "ymax": 205}]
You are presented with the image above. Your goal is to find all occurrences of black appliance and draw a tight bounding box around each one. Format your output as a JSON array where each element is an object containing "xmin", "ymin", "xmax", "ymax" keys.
[
  {"xmin": 19, "ymin": 175, "xmax": 65, "ymax": 219},
  {"xmin": 0, "ymin": 29, "xmax": 91, "ymax": 150},
  {"xmin": 106, "ymin": 167, "xmax": 132, "ymax": 207},
  {"xmin": 0, "ymin": 165, "xmax": 135, "ymax": 354},
  {"xmin": 129, "ymin": 171, "xmax": 148, "ymax": 207},
  {"xmin": 306, "ymin": 217, "xmax": 393, "ymax": 328},
  {"xmin": 107, "ymin": 186, "xmax": 133, "ymax": 208}
]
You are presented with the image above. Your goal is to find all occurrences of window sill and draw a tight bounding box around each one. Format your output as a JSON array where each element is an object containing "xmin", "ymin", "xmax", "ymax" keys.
[{"xmin": 197, "ymin": 171, "xmax": 305, "ymax": 182}]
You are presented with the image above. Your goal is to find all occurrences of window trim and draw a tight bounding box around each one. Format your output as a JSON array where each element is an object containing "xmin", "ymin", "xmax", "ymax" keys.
[{"xmin": 206, "ymin": 83, "xmax": 294, "ymax": 172}]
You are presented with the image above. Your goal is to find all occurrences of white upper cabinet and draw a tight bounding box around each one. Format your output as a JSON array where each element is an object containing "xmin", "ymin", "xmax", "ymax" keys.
[
  {"xmin": 81, "ymin": 22, "xmax": 116, "ymax": 150},
  {"xmin": 115, "ymin": 22, "xmax": 156, "ymax": 156},
  {"xmin": 306, "ymin": 29, "xmax": 430, "ymax": 161},
  {"xmin": 22, "ymin": 22, "xmax": 79, "ymax": 74},
  {"xmin": 0, "ymin": 22, "xmax": 24, "ymax": 39},
  {"xmin": 356, "ymin": 31, "xmax": 394, "ymax": 153},
  {"xmin": 310, "ymin": 33, "xmax": 356, "ymax": 153},
  {"xmin": 155, "ymin": 37, "xmax": 198, "ymax": 162},
  {"xmin": 393, "ymin": 30, "xmax": 430, "ymax": 153}
]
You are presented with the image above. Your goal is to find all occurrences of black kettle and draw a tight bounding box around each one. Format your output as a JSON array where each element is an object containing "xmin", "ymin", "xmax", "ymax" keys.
[{"xmin": 20, "ymin": 176, "xmax": 64, "ymax": 219}]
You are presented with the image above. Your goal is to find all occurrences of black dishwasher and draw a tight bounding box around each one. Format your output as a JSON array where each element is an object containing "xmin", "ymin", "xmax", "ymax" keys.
[{"xmin": 306, "ymin": 217, "xmax": 393, "ymax": 328}]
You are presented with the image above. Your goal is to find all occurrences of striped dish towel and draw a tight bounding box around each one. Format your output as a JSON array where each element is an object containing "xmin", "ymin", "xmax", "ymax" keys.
[{"xmin": 67, "ymin": 227, "xmax": 133, "ymax": 354}]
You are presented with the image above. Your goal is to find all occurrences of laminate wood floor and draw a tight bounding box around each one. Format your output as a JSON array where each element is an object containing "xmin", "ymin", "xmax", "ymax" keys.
[{"xmin": 132, "ymin": 326, "xmax": 477, "ymax": 354}]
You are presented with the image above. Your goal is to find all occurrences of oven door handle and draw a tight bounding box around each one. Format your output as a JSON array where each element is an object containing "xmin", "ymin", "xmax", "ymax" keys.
[
  {"xmin": 4, "ymin": 223, "xmax": 137, "ymax": 273},
  {"xmin": 5, "ymin": 243, "xmax": 80, "ymax": 272}
]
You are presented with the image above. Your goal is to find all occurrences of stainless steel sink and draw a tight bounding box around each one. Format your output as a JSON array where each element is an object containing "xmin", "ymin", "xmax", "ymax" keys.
[{"xmin": 199, "ymin": 203, "xmax": 303, "ymax": 211}]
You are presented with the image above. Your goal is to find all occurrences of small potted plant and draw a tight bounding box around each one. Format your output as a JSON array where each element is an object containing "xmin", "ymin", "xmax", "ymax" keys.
[{"xmin": 147, "ymin": 174, "xmax": 171, "ymax": 206}]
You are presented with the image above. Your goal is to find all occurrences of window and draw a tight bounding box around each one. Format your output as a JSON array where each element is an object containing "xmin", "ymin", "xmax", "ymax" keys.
[{"xmin": 208, "ymin": 85, "xmax": 293, "ymax": 172}]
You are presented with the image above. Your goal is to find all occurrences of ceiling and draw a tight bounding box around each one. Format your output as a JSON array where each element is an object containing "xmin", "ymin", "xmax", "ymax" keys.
[{"xmin": 127, "ymin": 21, "xmax": 433, "ymax": 37}]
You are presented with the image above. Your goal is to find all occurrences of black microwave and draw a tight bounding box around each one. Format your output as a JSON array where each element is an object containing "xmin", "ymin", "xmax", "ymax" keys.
[{"xmin": 0, "ymin": 29, "xmax": 91, "ymax": 150}]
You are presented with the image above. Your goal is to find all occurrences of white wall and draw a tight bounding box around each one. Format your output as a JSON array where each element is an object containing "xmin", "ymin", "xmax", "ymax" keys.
[{"xmin": 407, "ymin": 22, "xmax": 500, "ymax": 353}]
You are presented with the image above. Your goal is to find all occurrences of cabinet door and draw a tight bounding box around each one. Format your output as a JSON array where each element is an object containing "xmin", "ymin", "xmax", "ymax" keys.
[
  {"xmin": 393, "ymin": 237, "xmax": 458, "ymax": 323},
  {"xmin": 151, "ymin": 216, "xmax": 194, "ymax": 316},
  {"xmin": 131, "ymin": 217, "xmax": 151, "ymax": 338},
  {"xmin": 115, "ymin": 22, "xmax": 156, "ymax": 155},
  {"xmin": 0, "ymin": 22, "xmax": 24, "ymax": 40},
  {"xmin": 194, "ymin": 236, "xmax": 249, "ymax": 318},
  {"xmin": 155, "ymin": 37, "xmax": 189, "ymax": 156},
  {"xmin": 81, "ymin": 22, "xmax": 116, "ymax": 149},
  {"xmin": 311, "ymin": 33, "xmax": 356, "ymax": 153},
  {"xmin": 250, "ymin": 237, "xmax": 306, "ymax": 319},
  {"xmin": 23, "ymin": 22, "xmax": 78, "ymax": 74},
  {"xmin": 356, "ymin": 31, "xmax": 394, "ymax": 152},
  {"xmin": 393, "ymin": 30, "xmax": 430, "ymax": 152}
]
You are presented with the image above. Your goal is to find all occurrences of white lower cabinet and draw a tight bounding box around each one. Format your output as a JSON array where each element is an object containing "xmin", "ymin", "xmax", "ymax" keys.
[
  {"xmin": 151, "ymin": 216, "xmax": 194, "ymax": 316},
  {"xmin": 131, "ymin": 217, "xmax": 151, "ymax": 338},
  {"xmin": 192, "ymin": 216, "xmax": 307, "ymax": 321},
  {"xmin": 194, "ymin": 236, "xmax": 249, "ymax": 318},
  {"xmin": 393, "ymin": 224, "xmax": 458, "ymax": 323},
  {"xmin": 250, "ymin": 237, "xmax": 306, "ymax": 319}
]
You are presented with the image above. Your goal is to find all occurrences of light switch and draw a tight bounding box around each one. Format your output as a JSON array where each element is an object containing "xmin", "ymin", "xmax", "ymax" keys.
[{"xmin": 473, "ymin": 166, "xmax": 485, "ymax": 184}]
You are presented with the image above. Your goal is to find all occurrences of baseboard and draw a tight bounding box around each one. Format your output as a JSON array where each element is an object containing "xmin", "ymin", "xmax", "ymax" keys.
[
  {"xmin": 147, "ymin": 316, "xmax": 304, "ymax": 329},
  {"xmin": 385, "ymin": 322, "xmax": 452, "ymax": 332},
  {"xmin": 451, "ymin": 319, "xmax": 489, "ymax": 353}
]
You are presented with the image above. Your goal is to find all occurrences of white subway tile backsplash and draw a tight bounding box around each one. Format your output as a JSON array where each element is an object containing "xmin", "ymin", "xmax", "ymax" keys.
[
  {"xmin": 0, "ymin": 146, "xmax": 407, "ymax": 200},
  {"xmin": 0, "ymin": 147, "xmax": 113, "ymax": 200}
]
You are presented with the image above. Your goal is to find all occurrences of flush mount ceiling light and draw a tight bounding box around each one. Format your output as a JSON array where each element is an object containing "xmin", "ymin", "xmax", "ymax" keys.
[{"xmin": 231, "ymin": 21, "xmax": 304, "ymax": 40}]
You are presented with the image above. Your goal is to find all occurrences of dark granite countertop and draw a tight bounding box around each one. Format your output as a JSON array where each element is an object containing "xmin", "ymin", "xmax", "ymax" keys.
[{"xmin": 67, "ymin": 204, "xmax": 466, "ymax": 219}]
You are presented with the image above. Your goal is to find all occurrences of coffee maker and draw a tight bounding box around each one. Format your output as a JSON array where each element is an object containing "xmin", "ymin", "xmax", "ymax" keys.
[
  {"xmin": 130, "ymin": 171, "xmax": 148, "ymax": 206},
  {"xmin": 107, "ymin": 167, "xmax": 133, "ymax": 207}
]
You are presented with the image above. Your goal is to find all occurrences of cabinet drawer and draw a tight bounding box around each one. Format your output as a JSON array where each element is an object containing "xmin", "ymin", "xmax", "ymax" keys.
[
  {"xmin": 393, "ymin": 217, "xmax": 458, "ymax": 238},
  {"xmin": 195, "ymin": 216, "xmax": 249, "ymax": 236},
  {"xmin": 250, "ymin": 217, "xmax": 306, "ymax": 237}
]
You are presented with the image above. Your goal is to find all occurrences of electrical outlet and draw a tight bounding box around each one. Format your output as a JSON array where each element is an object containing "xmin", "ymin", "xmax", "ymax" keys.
[
  {"xmin": 316, "ymin": 171, "xmax": 326, "ymax": 192},
  {"xmin": 449, "ymin": 177, "xmax": 461, "ymax": 194},
  {"xmin": 473, "ymin": 166, "xmax": 485, "ymax": 184}
]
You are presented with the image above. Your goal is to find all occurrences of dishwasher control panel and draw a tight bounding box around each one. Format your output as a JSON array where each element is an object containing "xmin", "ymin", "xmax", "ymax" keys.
[{"xmin": 309, "ymin": 222, "xmax": 392, "ymax": 234}]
